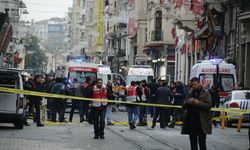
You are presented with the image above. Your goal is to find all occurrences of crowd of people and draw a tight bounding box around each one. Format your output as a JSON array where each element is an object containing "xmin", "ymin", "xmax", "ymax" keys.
[{"xmin": 22, "ymin": 74, "xmax": 223, "ymax": 149}]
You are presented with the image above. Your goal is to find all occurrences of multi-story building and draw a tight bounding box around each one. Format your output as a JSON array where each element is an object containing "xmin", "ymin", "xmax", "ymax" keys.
[
  {"xmin": 47, "ymin": 17, "xmax": 67, "ymax": 52},
  {"xmin": 33, "ymin": 19, "xmax": 48, "ymax": 45},
  {"xmin": 105, "ymin": 0, "xmax": 128, "ymax": 74},
  {"xmin": 0, "ymin": 0, "xmax": 28, "ymax": 68},
  {"xmin": 224, "ymin": 0, "xmax": 250, "ymax": 88},
  {"xmin": 143, "ymin": 0, "xmax": 175, "ymax": 79}
]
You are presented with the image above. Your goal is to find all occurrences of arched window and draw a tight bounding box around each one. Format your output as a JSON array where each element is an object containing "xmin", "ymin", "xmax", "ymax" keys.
[{"xmin": 155, "ymin": 11, "xmax": 162, "ymax": 41}]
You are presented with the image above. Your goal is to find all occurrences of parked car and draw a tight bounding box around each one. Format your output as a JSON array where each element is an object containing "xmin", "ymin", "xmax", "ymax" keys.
[
  {"xmin": 222, "ymin": 90, "xmax": 250, "ymax": 127},
  {"xmin": 0, "ymin": 69, "xmax": 26, "ymax": 129}
]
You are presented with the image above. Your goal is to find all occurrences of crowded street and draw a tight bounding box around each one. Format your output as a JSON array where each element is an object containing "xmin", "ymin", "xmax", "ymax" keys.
[{"xmin": 1, "ymin": 0, "xmax": 250, "ymax": 150}]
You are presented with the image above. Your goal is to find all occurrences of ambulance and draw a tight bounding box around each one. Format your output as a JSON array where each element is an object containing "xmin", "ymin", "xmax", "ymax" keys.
[
  {"xmin": 127, "ymin": 65, "xmax": 154, "ymax": 85},
  {"xmin": 190, "ymin": 59, "xmax": 237, "ymax": 98},
  {"xmin": 55, "ymin": 61, "xmax": 98, "ymax": 84}
]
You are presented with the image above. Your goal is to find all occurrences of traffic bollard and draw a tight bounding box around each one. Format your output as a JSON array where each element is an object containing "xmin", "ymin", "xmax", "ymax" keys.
[
  {"xmin": 221, "ymin": 112, "xmax": 225, "ymax": 129},
  {"xmin": 237, "ymin": 114, "xmax": 243, "ymax": 132}
]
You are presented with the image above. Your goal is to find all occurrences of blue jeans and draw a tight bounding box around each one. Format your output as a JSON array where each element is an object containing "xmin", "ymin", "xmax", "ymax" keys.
[
  {"xmin": 106, "ymin": 104, "xmax": 112, "ymax": 123},
  {"xmin": 127, "ymin": 105, "xmax": 139, "ymax": 124}
]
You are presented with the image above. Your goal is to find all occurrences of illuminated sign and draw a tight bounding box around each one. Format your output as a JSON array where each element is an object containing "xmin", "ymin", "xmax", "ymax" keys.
[
  {"xmin": 201, "ymin": 68, "xmax": 231, "ymax": 73},
  {"xmin": 68, "ymin": 67, "xmax": 97, "ymax": 72}
]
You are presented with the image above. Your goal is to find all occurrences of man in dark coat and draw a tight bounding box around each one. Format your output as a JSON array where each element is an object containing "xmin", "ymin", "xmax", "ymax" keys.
[
  {"xmin": 151, "ymin": 81, "xmax": 172, "ymax": 128},
  {"xmin": 30, "ymin": 75, "xmax": 45, "ymax": 127},
  {"xmin": 148, "ymin": 79, "xmax": 159, "ymax": 117},
  {"xmin": 181, "ymin": 77, "xmax": 212, "ymax": 150}
]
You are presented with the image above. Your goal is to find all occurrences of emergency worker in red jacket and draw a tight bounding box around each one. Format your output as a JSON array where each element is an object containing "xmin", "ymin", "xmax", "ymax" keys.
[{"xmin": 91, "ymin": 79, "xmax": 107, "ymax": 139}]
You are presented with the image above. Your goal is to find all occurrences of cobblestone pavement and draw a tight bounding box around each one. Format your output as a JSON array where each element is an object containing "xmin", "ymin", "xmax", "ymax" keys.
[{"xmin": 0, "ymin": 112, "xmax": 249, "ymax": 150}]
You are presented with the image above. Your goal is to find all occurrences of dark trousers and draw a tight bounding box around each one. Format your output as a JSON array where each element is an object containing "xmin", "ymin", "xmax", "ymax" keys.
[
  {"xmin": 93, "ymin": 107, "xmax": 106, "ymax": 137},
  {"xmin": 47, "ymin": 98, "xmax": 52, "ymax": 120},
  {"xmin": 30, "ymin": 100, "xmax": 41, "ymax": 124},
  {"xmin": 69, "ymin": 100, "xmax": 85, "ymax": 122},
  {"xmin": 189, "ymin": 132, "xmax": 207, "ymax": 150},
  {"xmin": 51, "ymin": 98, "xmax": 66, "ymax": 122},
  {"xmin": 138, "ymin": 105, "xmax": 147, "ymax": 124},
  {"xmin": 152, "ymin": 107, "xmax": 169, "ymax": 128},
  {"xmin": 170, "ymin": 108, "xmax": 184, "ymax": 127}
]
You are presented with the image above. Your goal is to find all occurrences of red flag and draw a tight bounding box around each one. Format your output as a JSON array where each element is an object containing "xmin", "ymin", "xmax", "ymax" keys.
[
  {"xmin": 182, "ymin": 43, "xmax": 186, "ymax": 53},
  {"xmin": 191, "ymin": 0, "xmax": 202, "ymax": 15},
  {"xmin": 160, "ymin": 0, "xmax": 165, "ymax": 4},
  {"xmin": 171, "ymin": 24, "xmax": 176, "ymax": 38},
  {"xmin": 174, "ymin": 37, "xmax": 179, "ymax": 48}
]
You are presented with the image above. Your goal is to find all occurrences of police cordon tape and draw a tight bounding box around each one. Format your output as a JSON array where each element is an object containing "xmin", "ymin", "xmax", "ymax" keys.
[{"xmin": 0, "ymin": 87, "xmax": 249, "ymax": 114}]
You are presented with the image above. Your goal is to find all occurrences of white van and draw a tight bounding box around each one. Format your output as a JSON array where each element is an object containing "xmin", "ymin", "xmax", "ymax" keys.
[
  {"xmin": 127, "ymin": 65, "xmax": 154, "ymax": 85},
  {"xmin": 0, "ymin": 69, "xmax": 26, "ymax": 129}
]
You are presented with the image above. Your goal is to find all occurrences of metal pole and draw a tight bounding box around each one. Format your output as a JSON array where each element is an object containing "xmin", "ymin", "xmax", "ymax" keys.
[{"xmin": 216, "ymin": 64, "xmax": 219, "ymax": 91}]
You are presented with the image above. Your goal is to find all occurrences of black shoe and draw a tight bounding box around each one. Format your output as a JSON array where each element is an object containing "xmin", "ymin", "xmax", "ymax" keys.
[
  {"xmin": 37, "ymin": 123, "xmax": 45, "ymax": 127},
  {"xmin": 100, "ymin": 136, "xmax": 105, "ymax": 139},
  {"xmin": 93, "ymin": 136, "xmax": 99, "ymax": 139},
  {"xmin": 151, "ymin": 124, "xmax": 156, "ymax": 128},
  {"xmin": 129, "ymin": 123, "xmax": 135, "ymax": 130},
  {"xmin": 24, "ymin": 121, "xmax": 30, "ymax": 126},
  {"xmin": 107, "ymin": 122, "xmax": 114, "ymax": 126}
]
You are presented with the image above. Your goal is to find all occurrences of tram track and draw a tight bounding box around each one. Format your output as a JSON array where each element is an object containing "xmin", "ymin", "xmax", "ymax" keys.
[{"xmin": 107, "ymin": 120, "xmax": 183, "ymax": 150}]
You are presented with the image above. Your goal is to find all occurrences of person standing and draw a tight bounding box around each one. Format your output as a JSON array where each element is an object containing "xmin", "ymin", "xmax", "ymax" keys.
[
  {"xmin": 44, "ymin": 74, "xmax": 54, "ymax": 121},
  {"xmin": 181, "ymin": 77, "xmax": 212, "ymax": 150},
  {"xmin": 209, "ymin": 85, "xmax": 220, "ymax": 127},
  {"xmin": 148, "ymin": 79, "xmax": 159, "ymax": 117},
  {"xmin": 137, "ymin": 80, "xmax": 148, "ymax": 126},
  {"xmin": 91, "ymin": 79, "xmax": 108, "ymax": 139},
  {"xmin": 169, "ymin": 81, "xmax": 187, "ymax": 128},
  {"xmin": 126, "ymin": 81, "xmax": 139, "ymax": 129},
  {"xmin": 151, "ymin": 81, "xmax": 172, "ymax": 128},
  {"xmin": 51, "ymin": 77, "xmax": 71, "ymax": 122},
  {"xmin": 69, "ymin": 78, "xmax": 85, "ymax": 123},
  {"xmin": 30, "ymin": 75, "xmax": 45, "ymax": 127},
  {"xmin": 106, "ymin": 80, "xmax": 115, "ymax": 126}
]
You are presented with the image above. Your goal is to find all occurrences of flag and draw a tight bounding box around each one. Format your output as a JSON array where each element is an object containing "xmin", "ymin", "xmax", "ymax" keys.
[
  {"xmin": 171, "ymin": 24, "xmax": 176, "ymax": 38},
  {"xmin": 191, "ymin": 0, "xmax": 202, "ymax": 15}
]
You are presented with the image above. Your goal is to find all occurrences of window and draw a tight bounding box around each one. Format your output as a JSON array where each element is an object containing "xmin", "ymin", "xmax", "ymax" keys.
[
  {"xmin": 155, "ymin": 11, "xmax": 162, "ymax": 41},
  {"xmin": 89, "ymin": 8, "xmax": 93, "ymax": 22}
]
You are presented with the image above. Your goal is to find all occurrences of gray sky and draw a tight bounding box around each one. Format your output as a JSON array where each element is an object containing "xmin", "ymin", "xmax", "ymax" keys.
[{"xmin": 22, "ymin": 0, "xmax": 73, "ymax": 21}]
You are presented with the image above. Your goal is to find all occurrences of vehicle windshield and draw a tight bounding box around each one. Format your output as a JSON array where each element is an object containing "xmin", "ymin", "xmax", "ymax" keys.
[
  {"xmin": 234, "ymin": 92, "xmax": 250, "ymax": 100},
  {"xmin": 69, "ymin": 72, "xmax": 96, "ymax": 84},
  {"xmin": 127, "ymin": 75, "xmax": 153, "ymax": 85}
]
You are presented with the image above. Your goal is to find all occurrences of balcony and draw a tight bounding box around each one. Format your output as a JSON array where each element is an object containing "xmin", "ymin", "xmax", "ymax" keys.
[
  {"xmin": 238, "ymin": 9, "xmax": 250, "ymax": 22},
  {"xmin": 145, "ymin": 30, "xmax": 168, "ymax": 48}
]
